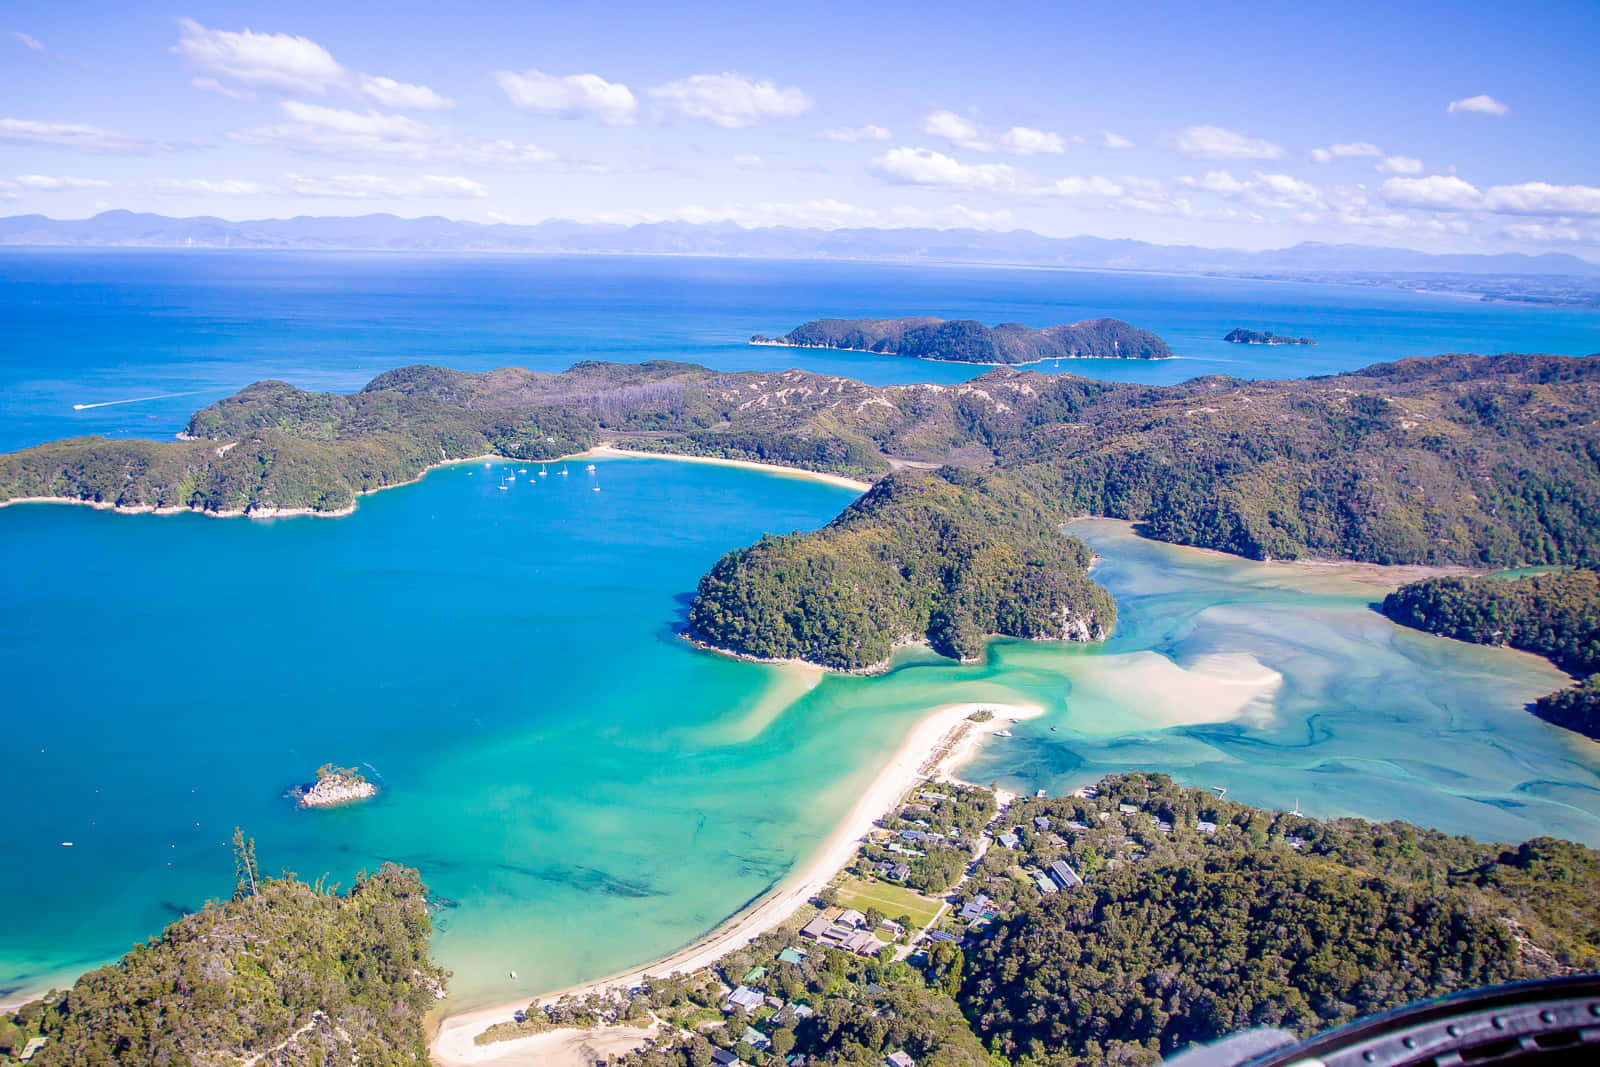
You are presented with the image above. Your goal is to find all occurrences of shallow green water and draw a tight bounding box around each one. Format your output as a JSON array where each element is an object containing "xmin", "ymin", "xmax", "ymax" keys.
[{"xmin": 2, "ymin": 472, "xmax": 1596, "ymax": 1012}]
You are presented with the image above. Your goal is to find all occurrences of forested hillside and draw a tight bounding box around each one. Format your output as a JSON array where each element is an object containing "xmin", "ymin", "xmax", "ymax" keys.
[
  {"xmin": 1381, "ymin": 569, "xmax": 1600, "ymax": 738},
  {"xmin": 4, "ymin": 352, "xmax": 1599, "ymax": 570},
  {"xmin": 616, "ymin": 773, "xmax": 1600, "ymax": 1067},
  {"xmin": 686, "ymin": 467, "xmax": 1115, "ymax": 669},
  {"xmin": 1, "ymin": 839, "xmax": 445, "ymax": 1067},
  {"xmin": 755, "ymin": 316, "xmax": 1173, "ymax": 362}
]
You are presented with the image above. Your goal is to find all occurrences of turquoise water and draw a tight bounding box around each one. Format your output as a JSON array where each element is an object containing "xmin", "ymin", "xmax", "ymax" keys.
[
  {"xmin": 3, "ymin": 250, "xmax": 1598, "ymax": 453},
  {"xmin": 2, "ymin": 254, "xmax": 1599, "ymax": 1011},
  {"xmin": 4, "ymin": 482, "xmax": 1596, "ymax": 1008}
]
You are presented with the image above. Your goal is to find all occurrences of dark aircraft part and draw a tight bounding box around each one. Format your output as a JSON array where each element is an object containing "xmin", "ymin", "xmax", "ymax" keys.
[{"xmin": 1162, "ymin": 975, "xmax": 1600, "ymax": 1067}]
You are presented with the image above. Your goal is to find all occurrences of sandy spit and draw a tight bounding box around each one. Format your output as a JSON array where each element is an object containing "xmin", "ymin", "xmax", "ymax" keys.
[{"xmin": 428, "ymin": 701, "xmax": 1043, "ymax": 1066}]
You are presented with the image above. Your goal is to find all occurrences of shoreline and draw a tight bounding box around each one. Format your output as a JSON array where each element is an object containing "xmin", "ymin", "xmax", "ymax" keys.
[
  {"xmin": 749, "ymin": 339, "xmax": 1174, "ymax": 364},
  {"xmin": 0, "ymin": 446, "xmax": 870, "ymax": 521},
  {"xmin": 428, "ymin": 700, "xmax": 1044, "ymax": 1066},
  {"xmin": 572, "ymin": 444, "xmax": 873, "ymax": 493}
]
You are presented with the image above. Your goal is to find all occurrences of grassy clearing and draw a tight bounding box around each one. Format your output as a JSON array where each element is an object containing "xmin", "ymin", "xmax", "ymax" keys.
[{"xmin": 834, "ymin": 876, "xmax": 943, "ymax": 929}]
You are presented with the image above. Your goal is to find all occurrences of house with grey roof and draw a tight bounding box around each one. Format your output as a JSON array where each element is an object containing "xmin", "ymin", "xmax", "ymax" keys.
[{"xmin": 1049, "ymin": 859, "xmax": 1083, "ymax": 889}]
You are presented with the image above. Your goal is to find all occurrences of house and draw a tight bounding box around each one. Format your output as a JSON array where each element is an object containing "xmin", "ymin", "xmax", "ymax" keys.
[
  {"xmin": 725, "ymin": 986, "xmax": 765, "ymax": 1013},
  {"xmin": 1049, "ymin": 859, "xmax": 1083, "ymax": 889},
  {"xmin": 1033, "ymin": 871, "xmax": 1058, "ymax": 894},
  {"xmin": 1197, "ymin": 820, "xmax": 1218, "ymax": 835},
  {"xmin": 1033, "ymin": 816, "xmax": 1051, "ymax": 831},
  {"xmin": 778, "ymin": 947, "xmax": 807, "ymax": 965},
  {"xmin": 765, "ymin": 995, "xmax": 784, "ymax": 1009},
  {"xmin": 926, "ymin": 929, "xmax": 960, "ymax": 943},
  {"xmin": 791, "ymin": 1003, "xmax": 815, "ymax": 1020},
  {"xmin": 841, "ymin": 929, "xmax": 886, "ymax": 956},
  {"xmin": 800, "ymin": 915, "xmax": 833, "ymax": 940},
  {"xmin": 19, "ymin": 1038, "xmax": 48, "ymax": 1064},
  {"xmin": 886, "ymin": 1050, "xmax": 917, "ymax": 1067},
  {"xmin": 1154, "ymin": 818, "xmax": 1174, "ymax": 834},
  {"xmin": 1065, "ymin": 820, "xmax": 1089, "ymax": 831},
  {"xmin": 957, "ymin": 893, "xmax": 992, "ymax": 921},
  {"xmin": 1285, "ymin": 835, "xmax": 1307, "ymax": 850},
  {"xmin": 1118, "ymin": 803, "xmax": 1138, "ymax": 815},
  {"xmin": 888, "ymin": 862, "xmax": 911, "ymax": 881},
  {"xmin": 742, "ymin": 1027, "xmax": 772, "ymax": 1051},
  {"xmin": 998, "ymin": 831, "xmax": 1019, "ymax": 849},
  {"xmin": 711, "ymin": 1050, "xmax": 742, "ymax": 1067},
  {"xmin": 742, "ymin": 965, "xmax": 768, "ymax": 983},
  {"xmin": 837, "ymin": 908, "xmax": 867, "ymax": 929}
]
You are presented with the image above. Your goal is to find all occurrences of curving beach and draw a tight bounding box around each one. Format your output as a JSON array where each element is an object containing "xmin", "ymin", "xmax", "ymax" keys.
[{"xmin": 429, "ymin": 700, "xmax": 1043, "ymax": 1066}]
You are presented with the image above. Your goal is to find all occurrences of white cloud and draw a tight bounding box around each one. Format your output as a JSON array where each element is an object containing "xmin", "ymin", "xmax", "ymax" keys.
[
  {"xmin": 1380, "ymin": 174, "xmax": 1482, "ymax": 211},
  {"xmin": 10, "ymin": 174, "xmax": 110, "ymax": 190},
  {"xmin": 1483, "ymin": 181, "xmax": 1600, "ymax": 217},
  {"xmin": 360, "ymin": 74, "xmax": 453, "ymax": 112},
  {"xmin": 647, "ymin": 73, "xmax": 812, "ymax": 128},
  {"xmin": 232, "ymin": 101, "xmax": 550, "ymax": 165},
  {"xmin": 821, "ymin": 124, "xmax": 890, "ymax": 142},
  {"xmin": 1500, "ymin": 222, "xmax": 1588, "ymax": 244},
  {"xmin": 192, "ymin": 76, "xmax": 256, "ymax": 101},
  {"xmin": 0, "ymin": 117, "xmax": 166, "ymax": 153},
  {"xmin": 1448, "ymin": 94, "xmax": 1508, "ymax": 116},
  {"xmin": 1102, "ymin": 131, "xmax": 1133, "ymax": 149},
  {"xmin": 997, "ymin": 126, "xmax": 1066, "ymax": 156},
  {"xmin": 921, "ymin": 110, "xmax": 989, "ymax": 151},
  {"xmin": 1250, "ymin": 171, "xmax": 1321, "ymax": 207},
  {"xmin": 870, "ymin": 147, "xmax": 1017, "ymax": 191},
  {"xmin": 173, "ymin": 17, "xmax": 344, "ymax": 95},
  {"xmin": 283, "ymin": 172, "xmax": 487, "ymax": 199},
  {"xmin": 494, "ymin": 69, "xmax": 637, "ymax": 125},
  {"xmin": 1376, "ymin": 155, "xmax": 1423, "ymax": 175},
  {"xmin": 1311, "ymin": 141, "xmax": 1382, "ymax": 163},
  {"xmin": 1183, "ymin": 169, "xmax": 1246, "ymax": 194},
  {"xmin": 152, "ymin": 178, "xmax": 277, "ymax": 196},
  {"xmin": 1174, "ymin": 125, "xmax": 1284, "ymax": 160},
  {"xmin": 886, "ymin": 203, "xmax": 1016, "ymax": 229},
  {"xmin": 733, "ymin": 153, "xmax": 762, "ymax": 168},
  {"xmin": 12, "ymin": 31, "xmax": 44, "ymax": 52},
  {"xmin": 1047, "ymin": 176, "xmax": 1124, "ymax": 197}
]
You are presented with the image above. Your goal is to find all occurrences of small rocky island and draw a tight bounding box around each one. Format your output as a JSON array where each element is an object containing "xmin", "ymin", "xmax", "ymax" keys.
[
  {"xmin": 752, "ymin": 316, "xmax": 1173, "ymax": 362},
  {"xmin": 1224, "ymin": 328, "xmax": 1316, "ymax": 345},
  {"xmin": 295, "ymin": 763, "xmax": 378, "ymax": 808}
]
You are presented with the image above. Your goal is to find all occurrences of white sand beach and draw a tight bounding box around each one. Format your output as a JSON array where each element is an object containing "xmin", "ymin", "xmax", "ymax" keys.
[
  {"xmin": 575, "ymin": 444, "xmax": 873, "ymax": 493},
  {"xmin": 429, "ymin": 700, "xmax": 1042, "ymax": 1066}
]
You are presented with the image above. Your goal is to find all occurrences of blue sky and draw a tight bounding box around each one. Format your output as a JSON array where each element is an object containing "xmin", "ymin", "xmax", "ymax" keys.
[{"xmin": 3, "ymin": 0, "xmax": 1597, "ymax": 254}]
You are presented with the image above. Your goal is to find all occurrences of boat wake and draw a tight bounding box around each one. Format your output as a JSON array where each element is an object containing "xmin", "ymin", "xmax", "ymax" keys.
[{"xmin": 72, "ymin": 389, "xmax": 212, "ymax": 411}]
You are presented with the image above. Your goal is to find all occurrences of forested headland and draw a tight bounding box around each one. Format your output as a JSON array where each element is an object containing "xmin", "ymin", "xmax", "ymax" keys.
[
  {"xmin": 0, "ymin": 834, "xmax": 446, "ymax": 1067},
  {"xmin": 686, "ymin": 467, "xmax": 1115, "ymax": 669},
  {"xmin": 1381, "ymin": 569, "xmax": 1600, "ymax": 738},
  {"xmin": 3, "ymin": 351, "xmax": 1600, "ymax": 667},
  {"xmin": 752, "ymin": 316, "xmax": 1174, "ymax": 362}
]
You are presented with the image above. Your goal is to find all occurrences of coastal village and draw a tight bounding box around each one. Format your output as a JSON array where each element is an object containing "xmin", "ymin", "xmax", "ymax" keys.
[{"xmin": 459, "ymin": 717, "xmax": 1304, "ymax": 1067}]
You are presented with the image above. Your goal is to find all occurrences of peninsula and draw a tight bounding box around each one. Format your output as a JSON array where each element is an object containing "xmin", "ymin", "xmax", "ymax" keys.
[
  {"xmin": 750, "ymin": 316, "xmax": 1173, "ymax": 362},
  {"xmin": 3, "ymin": 352, "xmax": 1597, "ymax": 575},
  {"xmin": 1381, "ymin": 569, "xmax": 1600, "ymax": 739},
  {"xmin": 1224, "ymin": 327, "xmax": 1316, "ymax": 344}
]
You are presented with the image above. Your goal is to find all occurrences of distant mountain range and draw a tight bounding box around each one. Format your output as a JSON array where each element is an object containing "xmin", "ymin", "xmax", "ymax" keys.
[{"xmin": 3, "ymin": 210, "xmax": 1598, "ymax": 281}]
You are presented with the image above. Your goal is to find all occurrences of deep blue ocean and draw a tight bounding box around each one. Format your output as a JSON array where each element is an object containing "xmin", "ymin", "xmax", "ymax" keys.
[
  {"xmin": 1, "ymin": 251, "xmax": 1598, "ymax": 1010},
  {"xmin": 3, "ymin": 250, "xmax": 1598, "ymax": 454}
]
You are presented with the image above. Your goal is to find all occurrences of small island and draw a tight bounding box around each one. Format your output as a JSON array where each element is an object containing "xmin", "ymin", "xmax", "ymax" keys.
[
  {"xmin": 752, "ymin": 316, "xmax": 1173, "ymax": 363},
  {"xmin": 295, "ymin": 763, "xmax": 378, "ymax": 808},
  {"xmin": 1224, "ymin": 328, "xmax": 1315, "ymax": 345}
]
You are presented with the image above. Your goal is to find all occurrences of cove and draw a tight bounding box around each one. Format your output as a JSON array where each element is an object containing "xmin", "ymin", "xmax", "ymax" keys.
[{"xmin": 2, "ymin": 463, "xmax": 1597, "ymax": 1014}]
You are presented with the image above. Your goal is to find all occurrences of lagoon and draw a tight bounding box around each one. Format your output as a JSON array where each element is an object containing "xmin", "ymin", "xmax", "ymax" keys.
[{"xmin": 3, "ymin": 461, "xmax": 1597, "ymax": 1010}]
